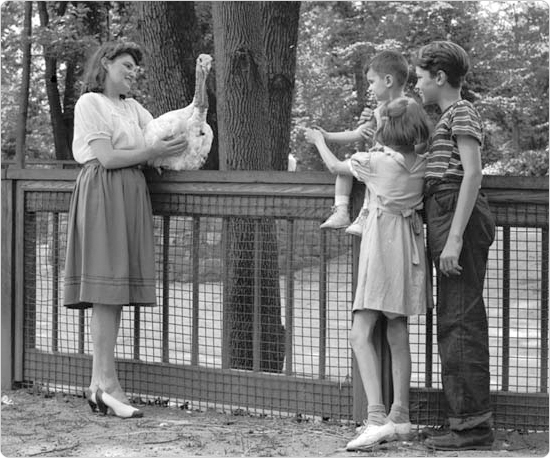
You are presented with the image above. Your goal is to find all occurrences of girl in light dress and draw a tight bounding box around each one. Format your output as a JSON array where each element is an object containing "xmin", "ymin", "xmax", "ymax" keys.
[{"xmin": 305, "ymin": 96, "xmax": 431, "ymax": 450}]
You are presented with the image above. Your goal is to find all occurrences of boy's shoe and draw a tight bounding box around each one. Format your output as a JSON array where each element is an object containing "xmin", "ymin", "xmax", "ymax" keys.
[
  {"xmin": 420, "ymin": 424, "xmax": 450, "ymax": 439},
  {"xmin": 345, "ymin": 208, "xmax": 368, "ymax": 236},
  {"xmin": 393, "ymin": 421, "xmax": 413, "ymax": 440},
  {"xmin": 424, "ymin": 427, "xmax": 494, "ymax": 451},
  {"xmin": 346, "ymin": 421, "xmax": 397, "ymax": 451},
  {"xmin": 320, "ymin": 205, "xmax": 350, "ymax": 229}
]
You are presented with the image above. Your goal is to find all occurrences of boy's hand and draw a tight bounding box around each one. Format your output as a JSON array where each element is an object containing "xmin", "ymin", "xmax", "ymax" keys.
[
  {"xmin": 439, "ymin": 235, "xmax": 463, "ymax": 276},
  {"xmin": 359, "ymin": 107, "xmax": 374, "ymax": 124},
  {"xmin": 304, "ymin": 128, "xmax": 324, "ymax": 145}
]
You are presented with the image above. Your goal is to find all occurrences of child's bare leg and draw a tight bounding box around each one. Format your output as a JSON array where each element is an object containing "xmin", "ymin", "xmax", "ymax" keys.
[
  {"xmin": 347, "ymin": 310, "xmax": 400, "ymax": 451},
  {"xmin": 335, "ymin": 173, "xmax": 353, "ymax": 197},
  {"xmin": 386, "ymin": 316, "xmax": 413, "ymax": 437},
  {"xmin": 349, "ymin": 310, "xmax": 385, "ymax": 418},
  {"xmin": 320, "ymin": 174, "xmax": 353, "ymax": 229}
]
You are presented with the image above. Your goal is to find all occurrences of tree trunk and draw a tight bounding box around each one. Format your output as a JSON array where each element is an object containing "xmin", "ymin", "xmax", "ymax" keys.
[
  {"xmin": 136, "ymin": 1, "xmax": 218, "ymax": 169},
  {"xmin": 261, "ymin": 2, "xmax": 300, "ymax": 171},
  {"xmin": 62, "ymin": 60, "xmax": 78, "ymax": 151},
  {"xmin": 214, "ymin": 1, "xmax": 295, "ymax": 372},
  {"xmin": 511, "ymin": 111, "xmax": 521, "ymax": 152},
  {"xmin": 354, "ymin": 60, "xmax": 365, "ymax": 109},
  {"xmin": 213, "ymin": 2, "xmax": 268, "ymax": 171},
  {"xmin": 15, "ymin": 1, "xmax": 32, "ymax": 167},
  {"xmin": 37, "ymin": 1, "xmax": 71, "ymax": 160},
  {"xmin": 136, "ymin": 1, "xmax": 198, "ymax": 115}
]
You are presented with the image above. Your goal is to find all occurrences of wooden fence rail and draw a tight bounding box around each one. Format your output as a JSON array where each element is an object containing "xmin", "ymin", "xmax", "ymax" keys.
[{"xmin": 1, "ymin": 166, "xmax": 548, "ymax": 430}]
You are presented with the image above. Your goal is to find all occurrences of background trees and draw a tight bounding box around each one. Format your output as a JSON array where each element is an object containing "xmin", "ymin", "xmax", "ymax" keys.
[
  {"xmin": 1, "ymin": 1, "xmax": 548, "ymax": 175},
  {"xmin": 291, "ymin": 1, "xmax": 548, "ymax": 175}
]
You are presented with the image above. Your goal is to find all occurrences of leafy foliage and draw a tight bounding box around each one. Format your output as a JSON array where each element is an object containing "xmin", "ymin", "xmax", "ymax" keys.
[
  {"xmin": 483, "ymin": 148, "xmax": 549, "ymax": 177},
  {"xmin": 291, "ymin": 1, "xmax": 548, "ymax": 173},
  {"xmin": 1, "ymin": 1, "xmax": 548, "ymax": 175}
]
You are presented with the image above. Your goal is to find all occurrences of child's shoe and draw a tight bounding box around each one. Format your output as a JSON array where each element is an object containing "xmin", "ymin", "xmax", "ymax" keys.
[
  {"xmin": 320, "ymin": 205, "xmax": 350, "ymax": 229},
  {"xmin": 346, "ymin": 421, "xmax": 397, "ymax": 451},
  {"xmin": 345, "ymin": 208, "xmax": 368, "ymax": 236}
]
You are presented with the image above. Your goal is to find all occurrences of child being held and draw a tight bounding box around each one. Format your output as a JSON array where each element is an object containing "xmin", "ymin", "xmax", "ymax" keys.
[{"xmin": 314, "ymin": 50, "xmax": 412, "ymax": 236}]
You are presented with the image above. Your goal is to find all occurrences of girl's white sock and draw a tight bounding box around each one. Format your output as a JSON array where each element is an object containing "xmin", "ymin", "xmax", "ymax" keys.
[
  {"xmin": 388, "ymin": 403, "xmax": 410, "ymax": 424},
  {"xmin": 334, "ymin": 195, "xmax": 349, "ymax": 207},
  {"xmin": 367, "ymin": 403, "xmax": 387, "ymax": 426}
]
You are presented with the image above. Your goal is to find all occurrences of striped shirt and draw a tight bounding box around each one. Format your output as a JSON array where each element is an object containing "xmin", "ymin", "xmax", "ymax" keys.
[{"xmin": 426, "ymin": 100, "xmax": 483, "ymax": 181}]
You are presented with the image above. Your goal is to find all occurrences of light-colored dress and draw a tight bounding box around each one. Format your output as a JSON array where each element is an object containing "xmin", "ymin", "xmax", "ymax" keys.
[{"xmin": 348, "ymin": 146, "xmax": 428, "ymax": 317}]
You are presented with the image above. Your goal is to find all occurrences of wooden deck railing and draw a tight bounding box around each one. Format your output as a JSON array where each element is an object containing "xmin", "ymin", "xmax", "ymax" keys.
[{"xmin": 1, "ymin": 164, "xmax": 548, "ymax": 429}]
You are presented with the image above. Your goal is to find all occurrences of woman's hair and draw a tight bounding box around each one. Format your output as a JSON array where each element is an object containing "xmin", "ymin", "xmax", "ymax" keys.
[
  {"xmin": 365, "ymin": 50, "xmax": 409, "ymax": 87},
  {"xmin": 375, "ymin": 97, "xmax": 431, "ymax": 148},
  {"xmin": 80, "ymin": 41, "xmax": 143, "ymax": 95},
  {"xmin": 414, "ymin": 41, "xmax": 470, "ymax": 89}
]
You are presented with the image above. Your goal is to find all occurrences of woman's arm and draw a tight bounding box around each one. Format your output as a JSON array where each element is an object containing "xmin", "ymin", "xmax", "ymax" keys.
[
  {"xmin": 439, "ymin": 135, "xmax": 483, "ymax": 276},
  {"xmin": 304, "ymin": 128, "xmax": 353, "ymax": 176},
  {"xmin": 91, "ymin": 135, "xmax": 187, "ymax": 169}
]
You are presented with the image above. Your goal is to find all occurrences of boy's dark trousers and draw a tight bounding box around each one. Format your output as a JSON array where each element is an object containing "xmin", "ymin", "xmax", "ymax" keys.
[{"xmin": 425, "ymin": 183, "xmax": 496, "ymax": 430}]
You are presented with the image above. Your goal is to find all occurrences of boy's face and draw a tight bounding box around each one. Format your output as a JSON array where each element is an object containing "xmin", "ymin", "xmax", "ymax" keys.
[
  {"xmin": 366, "ymin": 69, "xmax": 390, "ymax": 102},
  {"xmin": 415, "ymin": 67, "xmax": 438, "ymax": 105}
]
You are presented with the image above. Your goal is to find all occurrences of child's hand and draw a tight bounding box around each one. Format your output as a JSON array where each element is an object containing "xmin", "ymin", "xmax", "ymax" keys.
[
  {"xmin": 439, "ymin": 235, "xmax": 463, "ymax": 276},
  {"xmin": 310, "ymin": 125, "xmax": 328, "ymax": 137},
  {"xmin": 359, "ymin": 107, "xmax": 374, "ymax": 124},
  {"xmin": 359, "ymin": 125, "xmax": 376, "ymax": 142},
  {"xmin": 304, "ymin": 128, "xmax": 324, "ymax": 145}
]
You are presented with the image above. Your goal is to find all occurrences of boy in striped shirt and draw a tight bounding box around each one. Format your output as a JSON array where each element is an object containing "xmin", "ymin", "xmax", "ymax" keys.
[{"xmin": 414, "ymin": 41, "xmax": 496, "ymax": 451}]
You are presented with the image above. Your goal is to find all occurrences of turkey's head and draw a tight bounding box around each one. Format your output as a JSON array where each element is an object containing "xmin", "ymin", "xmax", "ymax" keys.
[{"xmin": 197, "ymin": 54, "xmax": 213, "ymax": 79}]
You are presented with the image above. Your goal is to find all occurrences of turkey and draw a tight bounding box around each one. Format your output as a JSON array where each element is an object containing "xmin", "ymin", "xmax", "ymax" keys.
[{"xmin": 144, "ymin": 54, "xmax": 213, "ymax": 171}]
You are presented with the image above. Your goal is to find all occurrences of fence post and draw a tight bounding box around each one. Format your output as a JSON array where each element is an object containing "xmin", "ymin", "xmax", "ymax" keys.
[
  {"xmin": 1, "ymin": 177, "xmax": 15, "ymax": 389},
  {"xmin": 541, "ymin": 227, "xmax": 548, "ymax": 393}
]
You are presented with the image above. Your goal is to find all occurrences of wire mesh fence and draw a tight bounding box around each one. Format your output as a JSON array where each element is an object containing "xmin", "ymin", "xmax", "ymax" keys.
[
  {"xmin": 8, "ymin": 172, "xmax": 548, "ymax": 430},
  {"xmin": 21, "ymin": 183, "xmax": 355, "ymax": 420}
]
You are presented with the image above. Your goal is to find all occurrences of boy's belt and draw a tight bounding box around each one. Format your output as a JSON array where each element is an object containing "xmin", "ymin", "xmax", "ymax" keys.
[{"xmin": 424, "ymin": 181, "xmax": 461, "ymax": 196}]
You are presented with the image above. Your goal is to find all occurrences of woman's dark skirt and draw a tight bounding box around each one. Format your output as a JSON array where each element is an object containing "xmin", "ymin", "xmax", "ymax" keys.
[{"xmin": 63, "ymin": 160, "xmax": 157, "ymax": 309}]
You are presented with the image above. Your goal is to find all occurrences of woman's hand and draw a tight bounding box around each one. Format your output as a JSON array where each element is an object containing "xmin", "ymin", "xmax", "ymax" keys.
[{"xmin": 151, "ymin": 134, "xmax": 187, "ymax": 158}]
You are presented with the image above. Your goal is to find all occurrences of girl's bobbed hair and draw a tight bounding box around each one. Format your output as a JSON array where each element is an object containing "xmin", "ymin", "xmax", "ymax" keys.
[
  {"xmin": 376, "ymin": 97, "xmax": 431, "ymax": 148},
  {"xmin": 81, "ymin": 41, "xmax": 143, "ymax": 95}
]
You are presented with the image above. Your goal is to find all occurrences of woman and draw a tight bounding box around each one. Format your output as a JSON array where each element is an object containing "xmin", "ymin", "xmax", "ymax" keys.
[{"xmin": 64, "ymin": 41, "xmax": 185, "ymax": 418}]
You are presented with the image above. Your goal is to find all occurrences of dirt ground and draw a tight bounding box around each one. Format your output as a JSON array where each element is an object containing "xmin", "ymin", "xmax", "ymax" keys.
[{"xmin": 1, "ymin": 389, "xmax": 548, "ymax": 458}]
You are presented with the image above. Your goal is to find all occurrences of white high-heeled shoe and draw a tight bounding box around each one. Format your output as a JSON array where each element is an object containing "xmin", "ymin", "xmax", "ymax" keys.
[{"xmin": 96, "ymin": 389, "xmax": 143, "ymax": 419}]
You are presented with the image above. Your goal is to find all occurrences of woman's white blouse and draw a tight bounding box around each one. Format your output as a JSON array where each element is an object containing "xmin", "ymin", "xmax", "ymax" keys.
[{"xmin": 72, "ymin": 92, "xmax": 153, "ymax": 164}]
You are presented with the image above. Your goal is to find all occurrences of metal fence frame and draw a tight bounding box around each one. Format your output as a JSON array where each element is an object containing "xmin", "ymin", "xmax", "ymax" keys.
[{"xmin": 1, "ymin": 165, "xmax": 548, "ymax": 430}]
